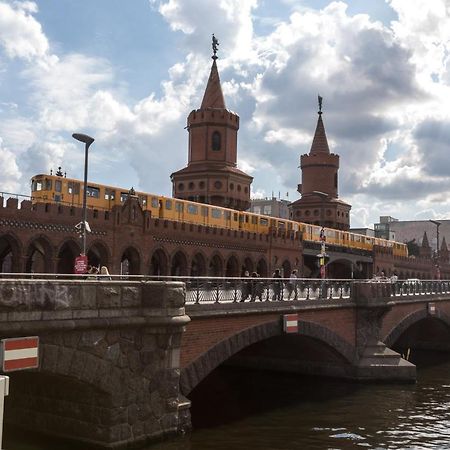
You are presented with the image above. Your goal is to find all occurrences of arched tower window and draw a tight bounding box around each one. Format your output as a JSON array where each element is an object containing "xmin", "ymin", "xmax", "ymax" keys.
[
  {"xmin": 212, "ymin": 131, "xmax": 221, "ymax": 151},
  {"xmin": 334, "ymin": 173, "xmax": 338, "ymax": 189}
]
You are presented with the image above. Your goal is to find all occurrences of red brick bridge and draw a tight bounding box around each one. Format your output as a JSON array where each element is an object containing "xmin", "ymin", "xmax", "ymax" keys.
[{"xmin": 0, "ymin": 277, "xmax": 449, "ymax": 448}]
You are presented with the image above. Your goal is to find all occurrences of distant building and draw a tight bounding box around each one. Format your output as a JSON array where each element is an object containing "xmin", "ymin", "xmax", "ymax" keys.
[
  {"xmin": 374, "ymin": 216, "xmax": 398, "ymax": 241},
  {"xmin": 350, "ymin": 228, "xmax": 375, "ymax": 237},
  {"xmin": 248, "ymin": 198, "xmax": 290, "ymax": 219},
  {"xmin": 374, "ymin": 216, "xmax": 450, "ymax": 253}
]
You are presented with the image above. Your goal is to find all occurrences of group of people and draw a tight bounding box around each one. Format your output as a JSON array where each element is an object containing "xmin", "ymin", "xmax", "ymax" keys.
[
  {"xmin": 86, "ymin": 265, "xmax": 111, "ymax": 279},
  {"xmin": 240, "ymin": 268, "xmax": 300, "ymax": 302}
]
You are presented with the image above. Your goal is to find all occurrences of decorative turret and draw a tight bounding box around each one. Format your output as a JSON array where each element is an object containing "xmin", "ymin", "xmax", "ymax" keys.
[
  {"xmin": 440, "ymin": 236, "xmax": 449, "ymax": 263},
  {"xmin": 170, "ymin": 35, "xmax": 252, "ymax": 210},
  {"xmin": 290, "ymin": 97, "xmax": 351, "ymax": 230},
  {"xmin": 420, "ymin": 231, "xmax": 432, "ymax": 258}
]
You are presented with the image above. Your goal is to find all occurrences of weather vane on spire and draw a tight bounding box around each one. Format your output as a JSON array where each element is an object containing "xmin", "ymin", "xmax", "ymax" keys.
[
  {"xmin": 212, "ymin": 33, "xmax": 219, "ymax": 60},
  {"xmin": 318, "ymin": 95, "xmax": 323, "ymax": 114}
]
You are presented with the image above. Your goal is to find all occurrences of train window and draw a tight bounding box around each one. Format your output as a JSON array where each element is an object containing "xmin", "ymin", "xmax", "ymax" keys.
[
  {"xmin": 251, "ymin": 216, "xmax": 258, "ymax": 224},
  {"xmin": 212, "ymin": 208, "xmax": 222, "ymax": 219},
  {"xmin": 55, "ymin": 180, "xmax": 62, "ymax": 192},
  {"xmin": 87, "ymin": 186, "xmax": 100, "ymax": 198},
  {"xmin": 120, "ymin": 192, "xmax": 128, "ymax": 202},
  {"xmin": 187, "ymin": 204, "xmax": 198, "ymax": 214},
  {"xmin": 139, "ymin": 195, "xmax": 147, "ymax": 207},
  {"xmin": 278, "ymin": 221, "xmax": 286, "ymax": 229},
  {"xmin": 176, "ymin": 202, "xmax": 184, "ymax": 212},
  {"xmin": 74, "ymin": 183, "xmax": 80, "ymax": 194},
  {"xmin": 105, "ymin": 189, "xmax": 116, "ymax": 200},
  {"xmin": 239, "ymin": 215, "xmax": 245, "ymax": 223},
  {"xmin": 225, "ymin": 211, "xmax": 231, "ymax": 220},
  {"xmin": 233, "ymin": 213, "xmax": 238, "ymax": 221},
  {"xmin": 165, "ymin": 199, "xmax": 172, "ymax": 210},
  {"xmin": 260, "ymin": 218, "xmax": 269, "ymax": 226},
  {"xmin": 151, "ymin": 197, "xmax": 159, "ymax": 208},
  {"xmin": 45, "ymin": 179, "xmax": 52, "ymax": 190},
  {"xmin": 201, "ymin": 206, "xmax": 209, "ymax": 217},
  {"xmin": 54, "ymin": 194, "xmax": 61, "ymax": 202},
  {"xmin": 32, "ymin": 180, "xmax": 43, "ymax": 191}
]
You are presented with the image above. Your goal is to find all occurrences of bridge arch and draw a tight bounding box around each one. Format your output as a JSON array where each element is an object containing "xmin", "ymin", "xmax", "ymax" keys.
[
  {"xmin": 87, "ymin": 240, "xmax": 110, "ymax": 270},
  {"xmin": 149, "ymin": 247, "xmax": 169, "ymax": 276},
  {"xmin": 384, "ymin": 309, "xmax": 450, "ymax": 348},
  {"xmin": 225, "ymin": 254, "xmax": 240, "ymax": 277},
  {"xmin": 171, "ymin": 249, "xmax": 188, "ymax": 276},
  {"xmin": 180, "ymin": 320, "xmax": 355, "ymax": 395},
  {"xmin": 191, "ymin": 252, "xmax": 207, "ymax": 277},
  {"xmin": 121, "ymin": 246, "xmax": 141, "ymax": 275},
  {"xmin": 25, "ymin": 235, "xmax": 54, "ymax": 273},
  {"xmin": 242, "ymin": 257, "xmax": 254, "ymax": 275},
  {"xmin": 0, "ymin": 232, "xmax": 22, "ymax": 272},
  {"xmin": 208, "ymin": 253, "xmax": 223, "ymax": 276},
  {"xmin": 56, "ymin": 238, "xmax": 81, "ymax": 274},
  {"xmin": 256, "ymin": 257, "xmax": 268, "ymax": 277}
]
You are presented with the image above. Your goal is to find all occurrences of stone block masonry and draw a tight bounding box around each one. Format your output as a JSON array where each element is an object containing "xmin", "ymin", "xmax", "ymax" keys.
[{"xmin": 0, "ymin": 279, "xmax": 190, "ymax": 449}]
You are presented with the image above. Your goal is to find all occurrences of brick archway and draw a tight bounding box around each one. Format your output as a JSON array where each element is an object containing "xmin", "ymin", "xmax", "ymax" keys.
[
  {"xmin": 57, "ymin": 239, "xmax": 81, "ymax": 274},
  {"xmin": 384, "ymin": 309, "xmax": 450, "ymax": 348},
  {"xmin": 0, "ymin": 233, "xmax": 22, "ymax": 272},
  {"xmin": 25, "ymin": 235, "xmax": 54, "ymax": 273}
]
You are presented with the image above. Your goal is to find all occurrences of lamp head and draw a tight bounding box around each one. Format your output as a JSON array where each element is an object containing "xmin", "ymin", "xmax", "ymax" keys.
[
  {"xmin": 72, "ymin": 133, "xmax": 95, "ymax": 146},
  {"xmin": 429, "ymin": 219, "xmax": 441, "ymax": 227}
]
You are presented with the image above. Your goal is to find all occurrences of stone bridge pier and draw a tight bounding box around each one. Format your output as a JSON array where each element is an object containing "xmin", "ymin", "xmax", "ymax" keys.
[{"xmin": 0, "ymin": 280, "xmax": 191, "ymax": 449}]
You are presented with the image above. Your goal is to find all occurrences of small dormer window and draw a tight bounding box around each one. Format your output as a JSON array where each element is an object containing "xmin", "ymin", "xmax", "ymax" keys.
[{"xmin": 212, "ymin": 131, "xmax": 221, "ymax": 151}]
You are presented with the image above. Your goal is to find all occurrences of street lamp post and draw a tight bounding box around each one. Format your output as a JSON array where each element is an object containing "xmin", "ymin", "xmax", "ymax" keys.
[
  {"xmin": 72, "ymin": 133, "xmax": 95, "ymax": 256},
  {"xmin": 430, "ymin": 219, "xmax": 441, "ymax": 279}
]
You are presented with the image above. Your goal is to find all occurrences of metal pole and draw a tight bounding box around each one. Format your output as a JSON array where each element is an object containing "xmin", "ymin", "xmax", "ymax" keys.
[
  {"xmin": 82, "ymin": 142, "xmax": 89, "ymax": 256},
  {"xmin": 0, "ymin": 376, "xmax": 9, "ymax": 450}
]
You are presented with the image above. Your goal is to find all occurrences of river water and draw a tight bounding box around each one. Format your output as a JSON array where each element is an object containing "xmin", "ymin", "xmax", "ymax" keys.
[{"xmin": 4, "ymin": 353, "xmax": 450, "ymax": 450}]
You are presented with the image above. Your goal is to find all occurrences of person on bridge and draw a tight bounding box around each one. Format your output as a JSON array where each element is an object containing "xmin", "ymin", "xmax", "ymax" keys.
[
  {"xmin": 240, "ymin": 270, "xmax": 251, "ymax": 302},
  {"xmin": 272, "ymin": 269, "xmax": 282, "ymax": 301},
  {"xmin": 287, "ymin": 269, "xmax": 298, "ymax": 300}
]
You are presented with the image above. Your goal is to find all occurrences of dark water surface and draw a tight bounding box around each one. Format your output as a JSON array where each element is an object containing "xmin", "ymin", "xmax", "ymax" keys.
[{"xmin": 5, "ymin": 354, "xmax": 450, "ymax": 450}]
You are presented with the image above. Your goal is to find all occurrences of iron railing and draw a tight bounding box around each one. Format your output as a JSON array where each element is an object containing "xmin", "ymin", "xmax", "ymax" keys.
[{"xmin": 1, "ymin": 274, "xmax": 450, "ymax": 304}]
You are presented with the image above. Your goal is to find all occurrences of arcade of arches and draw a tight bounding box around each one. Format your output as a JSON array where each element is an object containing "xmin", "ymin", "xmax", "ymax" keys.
[{"xmin": 0, "ymin": 234, "xmax": 281, "ymax": 277}]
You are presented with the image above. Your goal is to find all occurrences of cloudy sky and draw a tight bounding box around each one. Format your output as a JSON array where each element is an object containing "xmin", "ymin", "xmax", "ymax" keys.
[{"xmin": 1, "ymin": 0, "xmax": 450, "ymax": 228}]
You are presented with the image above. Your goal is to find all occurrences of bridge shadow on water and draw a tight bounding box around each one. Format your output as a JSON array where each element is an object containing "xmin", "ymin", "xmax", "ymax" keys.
[{"xmin": 189, "ymin": 366, "xmax": 360, "ymax": 429}]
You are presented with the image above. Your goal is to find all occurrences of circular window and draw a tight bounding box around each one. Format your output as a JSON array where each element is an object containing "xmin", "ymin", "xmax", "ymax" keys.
[
  {"xmin": 178, "ymin": 183, "xmax": 184, "ymax": 191},
  {"xmin": 188, "ymin": 182, "xmax": 195, "ymax": 190},
  {"xmin": 214, "ymin": 180, "xmax": 222, "ymax": 189},
  {"xmin": 314, "ymin": 209, "xmax": 319, "ymax": 216},
  {"xmin": 305, "ymin": 210, "xmax": 311, "ymax": 217},
  {"xmin": 326, "ymin": 209, "xmax": 332, "ymax": 216},
  {"xmin": 199, "ymin": 181, "xmax": 205, "ymax": 189},
  {"xmin": 230, "ymin": 183, "xmax": 234, "ymax": 190},
  {"xmin": 237, "ymin": 185, "xmax": 242, "ymax": 192}
]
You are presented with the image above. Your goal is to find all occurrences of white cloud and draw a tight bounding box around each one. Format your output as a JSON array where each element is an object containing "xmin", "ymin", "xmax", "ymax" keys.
[{"xmin": 0, "ymin": 1, "xmax": 49, "ymax": 61}]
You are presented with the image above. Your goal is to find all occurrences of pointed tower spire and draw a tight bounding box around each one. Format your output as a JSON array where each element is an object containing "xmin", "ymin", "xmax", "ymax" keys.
[
  {"xmin": 440, "ymin": 236, "xmax": 449, "ymax": 263},
  {"xmin": 171, "ymin": 36, "xmax": 253, "ymax": 211},
  {"xmin": 309, "ymin": 95, "xmax": 330, "ymax": 154},
  {"xmin": 420, "ymin": 231, "xmax": 431, "ymax": 258},
  {"xmin": 200, "ymin": 34, "xmax": 225, "ymax": 109}
]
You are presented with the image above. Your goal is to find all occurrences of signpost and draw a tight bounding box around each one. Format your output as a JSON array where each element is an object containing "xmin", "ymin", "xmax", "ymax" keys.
[
  {"xmin": 0, "ymin": 376, "xmax": 9, "ymax": 450},
  {"xmin": 0, "ymin": 337, "xmax": 38, "ymax": 449},
  {"xmin": 1, "ymin": 337, "xmax": 39, "ymax": 372},
  {"xmin": 74, "ymin": 254, "xmax": 88, "ymax": 274}
]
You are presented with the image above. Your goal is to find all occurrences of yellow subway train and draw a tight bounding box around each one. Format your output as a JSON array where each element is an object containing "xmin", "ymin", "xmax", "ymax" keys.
[{"xmin": 30, "ymin": 173, "xmax": 408, "ymax": 257}]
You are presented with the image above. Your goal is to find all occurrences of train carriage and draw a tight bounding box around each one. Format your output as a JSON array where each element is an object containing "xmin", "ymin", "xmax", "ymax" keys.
[{"xmin": 30, "ymin": 173, "xmax": 409, "ymax": 258}]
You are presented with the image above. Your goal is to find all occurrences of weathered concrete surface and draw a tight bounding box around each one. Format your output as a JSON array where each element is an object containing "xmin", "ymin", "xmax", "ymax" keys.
[{"xmin": 0, "ymin": 280, "xmax": 190, "ymax": 449}]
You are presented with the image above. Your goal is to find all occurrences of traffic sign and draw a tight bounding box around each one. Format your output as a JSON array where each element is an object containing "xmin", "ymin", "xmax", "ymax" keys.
[
  {"xmin": 74, "ymin": 254, "xmax": 88, "ymax": 274},
  {"xmin": 1, "ymin": 336, "xmax": 39, "ymax": 372},
  {"xmin": 283, "ymin": 314, "xmax": 298, "ymax": 333}
]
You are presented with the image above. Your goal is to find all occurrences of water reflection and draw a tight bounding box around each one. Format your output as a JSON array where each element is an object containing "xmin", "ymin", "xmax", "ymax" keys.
[{"xmin": 5, "ymin": 352, "xmax": 450, "ymax": 450}]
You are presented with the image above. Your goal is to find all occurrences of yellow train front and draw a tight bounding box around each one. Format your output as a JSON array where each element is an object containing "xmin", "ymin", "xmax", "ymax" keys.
[{"xmin": 30, "ymin": 173, "xmax": 408, "ymax": 258}]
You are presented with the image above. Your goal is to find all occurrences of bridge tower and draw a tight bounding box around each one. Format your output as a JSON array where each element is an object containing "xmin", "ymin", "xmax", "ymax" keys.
[
  {"xmin": 290, "ymin": 97, "xmax": 351, "ymax": 230},
  {"xmin": 171, "ymin": 36, "xmax": 252, "ymax": 210}
]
